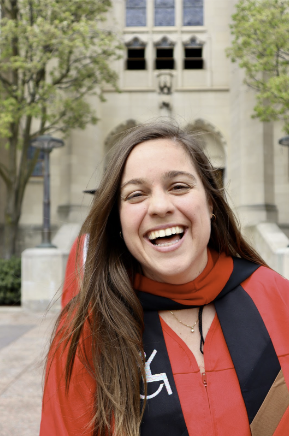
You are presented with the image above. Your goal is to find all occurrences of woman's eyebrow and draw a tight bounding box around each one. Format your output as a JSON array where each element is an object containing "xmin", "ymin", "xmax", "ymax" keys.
[
  {"xmin": 121, "ymin": 178, "xmax": 146, "ymax": 189},
  {"xmin": 121, "ymin": 172, "xmax": 197, "ymax": 189},
  {"xmin": 164, "ymin": 171, "xmax": 197, "ymax": 182}
]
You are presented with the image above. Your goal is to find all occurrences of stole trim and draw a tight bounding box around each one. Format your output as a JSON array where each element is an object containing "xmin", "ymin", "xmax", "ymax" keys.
[{"xmin": 139, "ymin": 258, "xmax": 287, "ymax": 435}]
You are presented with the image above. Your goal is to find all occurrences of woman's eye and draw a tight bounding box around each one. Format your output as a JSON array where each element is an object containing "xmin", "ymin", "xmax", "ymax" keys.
[
  {"xmin": 171, "ymin": 184, "xmax": 191, "ymax": 193},
  {"xmin": 125, "ymin": 191, "xmax": 146, "ymax": 202}
]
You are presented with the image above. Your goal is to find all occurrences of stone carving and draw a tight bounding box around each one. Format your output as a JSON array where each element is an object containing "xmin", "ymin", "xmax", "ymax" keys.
[
  {"xmin": 125, "ymin": 36, "xmax": 146, "ymax": 48},
  {"xmin": 183, "ymin": 36, "xmax": 204, "ymax": 47},
  {"xmin": 154, "ymin": 36, "xmax": 175, "ymax": 48}
]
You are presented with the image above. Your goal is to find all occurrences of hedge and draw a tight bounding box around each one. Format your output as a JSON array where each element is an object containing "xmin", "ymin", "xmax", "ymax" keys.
[{"xmin": 0, "ymin": 257, "xmax": 21, "ymax": 305}]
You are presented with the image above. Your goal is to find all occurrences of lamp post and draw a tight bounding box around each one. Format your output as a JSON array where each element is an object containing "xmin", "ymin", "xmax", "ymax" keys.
[
  {"xmin": 30, "ymin": 135, "xmax": 65, "ymax": 248},
  {"xmin": 279, "ymin": 136, "xmax": 289, "ymax": 182}
]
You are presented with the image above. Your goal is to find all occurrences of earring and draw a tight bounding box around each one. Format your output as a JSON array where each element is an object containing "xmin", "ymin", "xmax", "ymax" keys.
[
  {"xmin": 211, "ymin": 213, "xmax": 216, "ymax": 221},
  {"xmin": 119, "ymin": 231, "xmax": 123, "ymax": 239}
]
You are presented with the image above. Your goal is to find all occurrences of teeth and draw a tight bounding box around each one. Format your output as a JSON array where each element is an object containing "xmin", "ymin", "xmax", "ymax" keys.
[
  {"xmin": 156, "ymin": 239, "xmax": 180, "ymax": 247},
  {"xmin": 147, "ymin": 226, "xmax": 184, "ymax": 240}
]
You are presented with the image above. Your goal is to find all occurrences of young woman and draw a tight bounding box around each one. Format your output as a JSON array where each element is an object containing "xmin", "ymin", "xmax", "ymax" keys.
[{"xmin": 40, "ymin": 122, "xmax": 289, "ymax": 436}]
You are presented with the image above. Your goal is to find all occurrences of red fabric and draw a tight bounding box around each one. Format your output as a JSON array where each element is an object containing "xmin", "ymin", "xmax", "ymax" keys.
[
  {"xmin": 134, "ymin": 249, "xmax": 233, "ymax": 306},
  {"xmin": 40, "ymin": 255, "xmax": 289, "ymax": 435},
  {"xmin": 40, "ymin": 320, "xmax": 96, "ymax": 436},
  {"xmin": 61, "ymin": 236, "xmax": 85, "ymax": 309},
  {"xmin": 160, "ymin": 314, "xmax": 251, "ymax": 436}
]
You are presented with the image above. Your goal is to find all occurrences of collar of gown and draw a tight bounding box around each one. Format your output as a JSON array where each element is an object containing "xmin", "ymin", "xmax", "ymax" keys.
[{"xmin": 133, "ymin": 249, "xmax": 234, "ymax": 306}]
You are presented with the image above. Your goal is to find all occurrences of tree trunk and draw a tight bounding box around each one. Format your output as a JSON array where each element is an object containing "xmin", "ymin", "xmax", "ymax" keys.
[
  {"xmin": 1, "ymin": 116, "xmax": 38, "ymax": 259},
  {"xmin": 3, "ymin": 185, "xmax": 21, "ymax": 259},
  {"xmin": 3, "ymin": 212, "xmax": 19, "ymax": 259},
  {"xmin": 3, "ymin": 122, "xmax": 21, "ymax": 259}
]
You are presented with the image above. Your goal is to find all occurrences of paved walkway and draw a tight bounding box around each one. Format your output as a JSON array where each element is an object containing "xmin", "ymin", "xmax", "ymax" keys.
[{"xmin": 0, "ymin": 307, "xmax": 58, "ymax": 436}]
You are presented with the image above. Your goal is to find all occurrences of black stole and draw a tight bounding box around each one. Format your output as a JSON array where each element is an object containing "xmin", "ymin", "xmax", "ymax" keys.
[{"xmin": 139, "ymin": 258, "xmax": 282, "ymax": 436}]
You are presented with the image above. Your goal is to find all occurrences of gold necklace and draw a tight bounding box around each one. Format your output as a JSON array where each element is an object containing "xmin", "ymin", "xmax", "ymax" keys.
[{"xmin": 169, "ymin": 310, "xmax": 199, "ymax": 333}]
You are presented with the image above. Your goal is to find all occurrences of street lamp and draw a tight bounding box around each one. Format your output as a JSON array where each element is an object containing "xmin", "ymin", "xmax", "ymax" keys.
[
  {"xmin": 279, "ymin": 135, "xmax": 289, "ymax": 182},
  {"xmin": 30, "ymin": 135, "xmax": 65, "ymax": 248},
  {"xmin": 278, "ymin": 136, "xmax": 289, "ymax": 147}
]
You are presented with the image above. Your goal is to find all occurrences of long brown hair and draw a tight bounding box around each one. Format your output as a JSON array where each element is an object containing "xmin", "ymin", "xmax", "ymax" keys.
[{"xmin": 48, "ymin": 121, "xmax": 267, "ymax": 436}]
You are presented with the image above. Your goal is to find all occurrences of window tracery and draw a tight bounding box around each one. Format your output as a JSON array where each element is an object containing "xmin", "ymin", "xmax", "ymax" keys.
[
  {"xmin": 126, "ymin": 0, "xmax": 146, "ymax": 27},
  {"xmin": 183, "ymin": 0, "xmax": 203, "ymax": 26},
  {"xmin": 154, "ymin": 0, "xmax": 175, "ymax": 26}
]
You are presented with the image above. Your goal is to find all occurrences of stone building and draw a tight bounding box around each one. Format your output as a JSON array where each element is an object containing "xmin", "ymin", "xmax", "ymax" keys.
[{"xmin": 1, "ymin": 0, "xmax": 289, "ymax": 275}]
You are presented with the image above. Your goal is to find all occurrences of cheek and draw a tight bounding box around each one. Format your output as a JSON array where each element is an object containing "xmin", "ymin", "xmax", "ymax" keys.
[
  {"xmin": 119, "ymin": 204, "xmax": 146, "ymax": 236},
  {"xmin": 180, "ymin": 198, "xmax": 212, "ymax": 230}
]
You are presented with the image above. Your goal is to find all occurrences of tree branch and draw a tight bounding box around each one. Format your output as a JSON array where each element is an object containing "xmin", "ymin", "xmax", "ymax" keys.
[
  {"xmin": 51, "ymin": 49, "xmax": 73, "ymax": 86},
  {"xmin": 0, "ymin": 161, "xmax": 12, "ymax": 186}
]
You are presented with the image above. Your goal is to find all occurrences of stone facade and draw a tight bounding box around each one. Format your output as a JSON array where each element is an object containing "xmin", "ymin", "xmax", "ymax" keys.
[{"xmin": 1, "ymin": 0, "xmax": 289, "ymax": 261}]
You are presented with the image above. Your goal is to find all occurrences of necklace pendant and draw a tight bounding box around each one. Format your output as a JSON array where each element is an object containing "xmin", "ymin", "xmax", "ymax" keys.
[{"xmin": 191, "ymin": 328, "xmax": 195, "ymax": 333}]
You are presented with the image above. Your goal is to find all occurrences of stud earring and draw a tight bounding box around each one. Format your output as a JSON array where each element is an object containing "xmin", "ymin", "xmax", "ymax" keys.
[{"xmin": 211, "ymin": 213, "xmax": 216, "ymax": 221}]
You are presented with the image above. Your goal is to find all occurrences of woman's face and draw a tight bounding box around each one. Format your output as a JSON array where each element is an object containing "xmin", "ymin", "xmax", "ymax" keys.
[{"xmin": 119, "ymin": 138, "xmax": 213, "ymax": 284}]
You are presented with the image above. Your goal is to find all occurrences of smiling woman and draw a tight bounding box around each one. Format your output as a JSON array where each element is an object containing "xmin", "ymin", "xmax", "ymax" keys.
[
  {"xmin": 119, "ymin": 139, "xmax": 212, "ymax": 284},
  {"xmin": 40, "ymin": 122, "xmax": 289, "ymax": 436}
]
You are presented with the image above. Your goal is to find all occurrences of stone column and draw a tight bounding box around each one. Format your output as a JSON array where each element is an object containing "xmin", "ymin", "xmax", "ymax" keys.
[
  {"xmin": 21, "ymin": 248, "xmax": 68, "ymax": 312},
  {"xmin": 228, "ymin": 65, "xmax": 278, "ymax": 228},
  {"xmin": 228, "ymin": 0, "xmax": 278, "ymax": 228}
]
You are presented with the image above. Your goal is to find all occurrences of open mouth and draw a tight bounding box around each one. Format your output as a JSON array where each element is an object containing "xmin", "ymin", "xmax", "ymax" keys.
[{"xmin": 147, "ymin": 226, "xmax": 185, "ymax": 247}]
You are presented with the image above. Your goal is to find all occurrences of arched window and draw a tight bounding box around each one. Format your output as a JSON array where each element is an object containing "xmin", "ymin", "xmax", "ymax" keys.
[
  {"xmin": 154, "ymin": 0, "xmax": 175, "ymax": 26},
  {"xmin": 183, "ymin": 37, "xmax": 204, "ymax": 69},
  {"xmin": 126, "ymin": 0, "xmax": 146, "ymax": 27},
  {"xmin": 183, "ymin": 0, "xmax": 203, "ymax": 26},
  {"xmin": 155, "ymin": 37, "xmax": 175, "ymax": 69},
  {"xmin": 126, "ymin": 37, "xmax": 146, "ymax": 70}
]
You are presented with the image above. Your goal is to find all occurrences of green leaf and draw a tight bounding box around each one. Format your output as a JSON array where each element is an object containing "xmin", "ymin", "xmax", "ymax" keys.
[{"xmin": 227, "ymin": 0, "xmax": 289, "ymax": 133}]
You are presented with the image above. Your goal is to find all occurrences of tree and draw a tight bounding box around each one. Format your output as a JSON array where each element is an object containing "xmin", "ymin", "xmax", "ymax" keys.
[
  {"xmin": 0, "ymin": 0, "xmax": 122, "ymax": 259},
  {"xmin": 227, "ymin": 0, "xmax": 289, "ymax": 132}
]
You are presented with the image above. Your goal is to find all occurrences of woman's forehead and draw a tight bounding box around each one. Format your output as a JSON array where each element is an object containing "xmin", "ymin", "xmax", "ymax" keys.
[{"xmin": 122, "ymin": 138, "xmax": 195, "ymax": 177}]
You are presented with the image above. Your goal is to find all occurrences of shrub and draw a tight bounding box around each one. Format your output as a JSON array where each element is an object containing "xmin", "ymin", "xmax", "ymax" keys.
[{"xmin": 0, "ymin": 257, "xmax": 21, "ymax": 305}]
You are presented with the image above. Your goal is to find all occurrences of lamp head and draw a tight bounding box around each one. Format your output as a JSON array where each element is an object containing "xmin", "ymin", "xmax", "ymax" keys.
[{"xmin": 30, "ymin": 135, "xmax": 64, "ymax": 151}]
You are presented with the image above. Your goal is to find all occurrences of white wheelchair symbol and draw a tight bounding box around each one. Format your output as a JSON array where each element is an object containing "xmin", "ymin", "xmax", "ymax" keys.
[{"xmin": 140, "ymin": 349, "xmax": 173, "ymax": 399}]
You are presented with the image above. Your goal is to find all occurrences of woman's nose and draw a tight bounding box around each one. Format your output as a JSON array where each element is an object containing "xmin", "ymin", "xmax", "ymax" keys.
[{"xmin": 147, "ymin": 190, "xmax": 174, "ymax": 217}]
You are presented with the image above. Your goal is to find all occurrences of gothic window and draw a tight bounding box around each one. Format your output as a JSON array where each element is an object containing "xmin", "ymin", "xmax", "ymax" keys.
[
  {"xmin": 183, "ymin": 37, "xmax": 204, "ymax": 69},
  {"xmin": 126, "ymin": 37, "xmax": 146, "ymax": 70},
  {"xmin": 183, "ymin": 0, "xmax": 203, "ymax": 26},
  {"xmin": 27, "ymin": 146, "xmax": 44, "ymax": 177},
  {"xmin": 126, "ymin": 0, "xmax": 146, "ymax": 27},
  {"xmin": 154, "ymin": 0, "xmax": 175, "ymax": 26},
  {"xmin": 155, "ymin": 37, "xmax": 175, "ymax": 69}
]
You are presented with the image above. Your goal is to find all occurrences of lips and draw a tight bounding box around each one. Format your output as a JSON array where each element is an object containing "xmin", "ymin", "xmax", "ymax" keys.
[{"xmin": 146, "ymin": 225, "xmax": 185, "ymax": 247}]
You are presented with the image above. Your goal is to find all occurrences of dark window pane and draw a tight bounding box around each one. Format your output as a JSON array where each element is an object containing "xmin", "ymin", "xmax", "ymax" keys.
[
  {"xmin": 157, "ymin": 48, "xmax": 173, "ymax": 58},
  {"xmin": 184, "ymin": 58, "xmax": 203, "ymax": 69},
  {"xmin": 128, "ymin": 48, "xmax": 145, "ymax": 58},
  {"xmin": 155, "ymin": 0, "xmax": 175, "ymax": 26},
  {"xmin": 155, "ymin": 47, "xmax": 174, "ymax": 69},
  {"xmin": 185, "ymin": 47, "xmax": 202, "ymax": 57},
  {"xmin": 127, "ymin": 59, "xmax": 146, "ymax": 69},
  {"xmin": 183, "ymin": 0, "xmax": 203, "ymax": 26},
  {"xmin": 127, "ymin": 47, "xmax": 146, "ymax": 70},
  {"xmin": 126, "ymin": 0, "xmax": 146, "ymax": 27},
  {"xmin": 184, "ymin": 46, "xmax": 203, "ymax": 69},
  {"xmin": 156, "ymin": 58, "xmax": 174, "ymax": 69}
]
